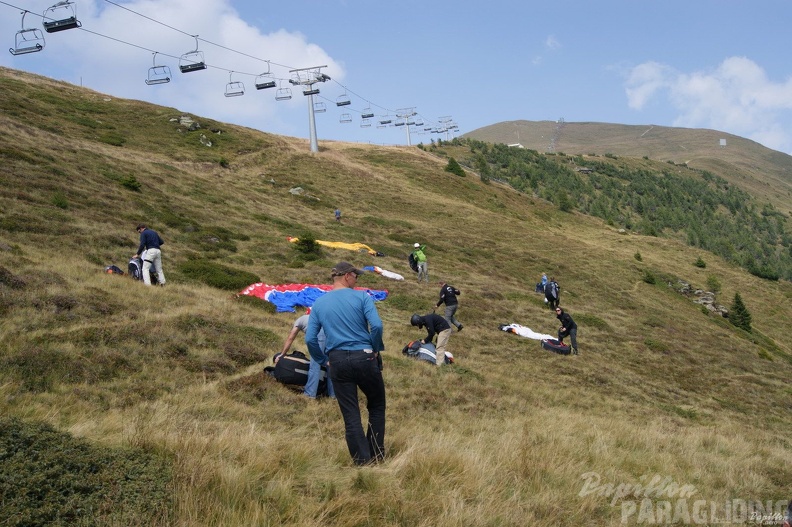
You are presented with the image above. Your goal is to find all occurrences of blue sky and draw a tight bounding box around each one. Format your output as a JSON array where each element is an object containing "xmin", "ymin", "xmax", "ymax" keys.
[{"xmin": 3, "ymin": 0, "xmax": 792, "ymax": 154}]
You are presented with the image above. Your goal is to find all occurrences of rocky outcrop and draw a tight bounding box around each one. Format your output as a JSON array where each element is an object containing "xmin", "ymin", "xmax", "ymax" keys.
[{"xmin": 674, "ymin": 280, "xmax": 729, "ymax": 317}]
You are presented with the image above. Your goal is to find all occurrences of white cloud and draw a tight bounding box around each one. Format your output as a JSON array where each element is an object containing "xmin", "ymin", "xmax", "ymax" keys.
[
  {"xmin": 625, "ymin": 57, "xmax": 792, "ymax": 153},
  {"xmin": 545, "ymin": 35, "xmax": 561, "ymax": 51}
]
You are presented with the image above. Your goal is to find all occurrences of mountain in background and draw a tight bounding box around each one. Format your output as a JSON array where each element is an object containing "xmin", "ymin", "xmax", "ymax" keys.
[{"xmin": 464, "ymin": 120, "xmax": 792, "ymax": 214}]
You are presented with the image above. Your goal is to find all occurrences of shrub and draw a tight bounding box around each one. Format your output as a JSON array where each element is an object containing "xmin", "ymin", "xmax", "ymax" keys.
[
  {"xmin": 0, "ymin": 417, "xmax": 173, "ymax": 525},
  {"xmin": 694, "ymin": 256, "xmax": 706, "ymax": 268},
  {"xmin": 705, "ymin": 275, "xmax": 721, "ymax": 294},
  {"xmin": 178, "ymin": 259, "xmax": 260, "ymax": 291},
  {"xmin": 120, "ymin": 175, "xmax": 141, "ymax": 191},
  {"xmin": 445, "ymin": 157, "xmax": 466, "ymax": 177},
  {"xmin": 728, "ymin": 292, "xmax": 752, "ymax": 332},
  {"xmin": 634, "ymin": 252, "xmax": 642, "ymax": 262},
  {"xmin": 642, "ymin": 270, "xmax": 656, "ymax": 284}
]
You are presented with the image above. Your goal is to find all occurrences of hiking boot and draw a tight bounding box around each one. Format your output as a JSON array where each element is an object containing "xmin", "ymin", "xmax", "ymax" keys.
[
  {"xmin": 457, "ymin": 324, "xmax": 464, "ymax": 332},
  {"xmin": 572, "ymin": 347, "xmax": 579, "ymax": 355}
]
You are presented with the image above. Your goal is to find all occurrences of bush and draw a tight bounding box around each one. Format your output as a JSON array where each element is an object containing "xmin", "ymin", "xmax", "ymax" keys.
[
  {"xmin": 634, "ymin": 252, "xmax": 642, "ymax": 262},
  {"xmin": 694, "ymin": 256, "xmax": 706, "ymax": 268},
  {"xmin": 728, "ymin": 292, "xmax": 752, "ymax": 332},
  {"xmin": 705, "ymin": 275, "xmax": 721, "ymax": 294},
  {"xmin": 0, "ymin": 417, "xmax": 173, "ymax": 526},
  {"xmin": 120, "ymin": 175, "xmax": 141, "ymax": 191},
  {"xmin": 178, "ymin": 259, "xmax": 260, "ymax": 291},
  {"xmin": 445, "ymin": 157, "xmax": 466, "ymax": 177},
  {"xmin": 642, "ymin": 270, "xmax": 656, "ymax": 284}
]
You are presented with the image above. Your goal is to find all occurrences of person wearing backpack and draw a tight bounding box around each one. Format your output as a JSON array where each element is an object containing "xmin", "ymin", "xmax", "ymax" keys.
[
  {"xmin": 275, "ymin": 307, "xmax": 334, "ymax": 399},
  {"xmin": 410, "ymin": 312, "xmax": 452, "ymax": 366},
  {"xmin": 133, "ymin": 224, "xmax": 166, "ymax": 286},
  {"xmin": 544, "ymin": 276, "xmax": 559, "ymax": 310},
  {"xmin": 555, "ymin": 307, "xmax": 578, "ymax": 355},
  {"xmin": 412, "ymin": 243, "xmax": 428, "ymax": 283},
  {"xmin": 435, "ymin": 281, "xmax": 463, "ymax": 332}
]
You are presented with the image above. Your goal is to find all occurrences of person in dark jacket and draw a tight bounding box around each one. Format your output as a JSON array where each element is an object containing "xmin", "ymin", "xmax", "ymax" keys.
[
  {"xmin": 555, "ymin": 307, "xmax": 578, "ymax": 354},
  {"xmin": 544, "ymin": 276, "xmax": 559, "ymax": 309},
  {"xmin": 435, "ymin": 281, "xmax": 463, "ymax": 331},
  {"xmin": 133, "ymin": 223, "xmax": 166, "ymax": 286},
  {"xmin": 410, "ymin": 312, "xmax": 452, "ymax": 366}
]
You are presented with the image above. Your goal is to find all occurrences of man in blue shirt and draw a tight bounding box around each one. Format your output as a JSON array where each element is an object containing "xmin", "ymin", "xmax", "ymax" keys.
[
  {"xmin": 306, "ymin": 261, "xmax": 385, "ymax": 465},
  {"xmin": 134, "ymin": 224, "xmax": 166, "ymax": 286}
]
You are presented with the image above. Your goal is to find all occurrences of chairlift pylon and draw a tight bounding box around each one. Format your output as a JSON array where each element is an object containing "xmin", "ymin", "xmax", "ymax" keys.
[
  {"xmin": 224, "ymin": 71, "xmax": 245, "ymax": 97},
  {"xmin": 42, "ymin": 1, "xmax": 81, "ymax": 33},
  {"xmin": 179, "ymin": 36, "xmax": 206, "ymax": 73},
  {"xmin": 255, "ymin": 63, "xmax": 276, "ymax": 89},
  {"xmin": 339, "ymin": 113, "xmax": 352, "ymax": 123},
  {"xmin": 10, "ymin": 11, "xmax": 45, "ymax": 56},
  {"xmin": 144, "ymin": 52, "xmax": 171, "ymax": 85}
]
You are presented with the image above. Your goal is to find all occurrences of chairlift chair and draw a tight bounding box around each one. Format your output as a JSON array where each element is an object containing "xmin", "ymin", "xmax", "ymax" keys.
[
  {"xmin": 303, "ymin": 88, "xmax": 320, "ymax": 96},
  {"xmin": 415, "ymin": 119, "xmax": 424, "ymax": 126},
  {"xmin": 361, "ymin": 107, "xmax": 374, "ymax": 119},
  {"xmin": 314, "ymin": 102, "xmax": 326, "ymax": 113},
  {"xmin": 224, "ymin": 72, "xmax": 245, "ymax": 97},
  {"xmin": 360, "ymin": 118, "xmax": 372, "ymax": 128},
  {"xmin": 179, "ymin": 36, "xmax": 206, "ymax": 73},
  {"xmin": 336, "ymin": 93, "xmax": 351, "ymax": 107},
  {"xmin": 254, "ymin": 62, "xmax": 276, "ymax": 90},
  {"xmin": 10, "ymin": 11, "xmax": 45, "ymax": 55},
  {"xmin": 339, "ymin": 113, "xmax": 352, "ymax": 123},
  {"xmin": 42, "ymin": 1, "xmax": 81, "ymax": 33},
  {"xmin": 255, "ymin": 74, "xmax": 276, "ymax": 90},
  {"xmin": 379, "ymin": 119, "xmax": 392, "ymax": 125},
  {"xmin": 144, "ymin": 53, "xmax": 171, "ymax": 85},
  {"xmin": 275, "ymin": 83, "xmax": 292, "ymax": 101},
  {"xmin": 394, "ymin": 120, "xmax": 405, "ymax": 127}
]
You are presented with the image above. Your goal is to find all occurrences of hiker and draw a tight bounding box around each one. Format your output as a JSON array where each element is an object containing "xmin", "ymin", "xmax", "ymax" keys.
[
  {"xmin": 334, "ymin": 208, "xmax": 341, "ymax": 222},
  {"xmin": 544, "ymin": 276, "xmax": 559, "ymax": 309},
  {"xmin": 133, "ymin": 224, "xmax": 166, "ymax": 286},
  {"xmin": 555, "ymin": 307, "xmax": 578, "ymax": 355},
  {"xmin": 306, "ymin": 261, "xmax": 386, "ymax": 466},
  {"xmin": 276, "ymin": 308, "xmax": 334, "ymax": 399},
  {"xmin": 536, "ymin": 272, "xmax": 548, "ymax": 293},
  {"xmin": 410, "ymin": 312, "xmax": 452, "ymax": 366},
  {"xmin": 413, "ymin": 243, "xmax": 428, "ymax": 283},
  {"xmin": 435, "ymin": 281, "xmax": 463, "ymax": 331}
]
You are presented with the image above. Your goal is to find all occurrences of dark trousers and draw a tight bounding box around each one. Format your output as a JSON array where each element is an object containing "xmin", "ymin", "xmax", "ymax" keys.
[
  {"xmin": 558, "ymin": 327, "xmax": 578, "ymax": 350},
  {"xmin": 547, "ymin": 295, "xmax": 559, "ymax": 310},
  {"xmin": 328, "ymin": 350, "xmax": 386, "ymax": 465}
]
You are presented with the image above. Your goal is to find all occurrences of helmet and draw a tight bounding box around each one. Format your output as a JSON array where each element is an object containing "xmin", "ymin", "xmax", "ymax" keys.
[
  {"xmin": 410, "ymin": 314, "xmax": 421, "ymax": 327},
  {"xmin": 305, "ymin": 307, "xmax": 311, "ymax": 314},
  {"xmin": 414, "ymin": 242, "xmax": 420, "ymax": 248}
]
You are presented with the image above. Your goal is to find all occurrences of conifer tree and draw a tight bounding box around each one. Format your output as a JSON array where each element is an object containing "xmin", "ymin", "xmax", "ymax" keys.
[
  {"xmin": 445, "ymin": 157, "xmax": 465, "ymax": 177},
  {"xmin": 728, "ymin": 292, "xmax": 752, "ymax": 332}
]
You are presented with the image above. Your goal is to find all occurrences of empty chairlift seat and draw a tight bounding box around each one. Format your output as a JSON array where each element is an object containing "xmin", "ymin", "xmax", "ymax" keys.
[
  {"xmin": 42, "ymin": 1, "xmax": 81, "ymax": 33},
  {"xmin": 336, "ymin": 94, "xmax": 351, "ymax": 107},
  {"xmin": 10, "ymin": 12, "xmax": 45, "ymax": 55},
  {"xmin": 224, "ymin": 72, "xmax": 245, "ymax": 97},
  {"xmin": 145, "ymin": 53, "xmax": 171, "ymax": 85},
  {"xmin": 179, "ymin": 37, "xmax": 206, "ymax": 73}
]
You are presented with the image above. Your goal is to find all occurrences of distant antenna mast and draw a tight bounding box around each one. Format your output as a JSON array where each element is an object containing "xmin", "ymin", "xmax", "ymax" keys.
[{"xmin": 548, "ymin": 117, "xmax": 565, "ymax": 153}]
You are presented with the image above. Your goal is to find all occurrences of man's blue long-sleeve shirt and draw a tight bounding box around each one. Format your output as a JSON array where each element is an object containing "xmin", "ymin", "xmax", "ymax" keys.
[{"xmin": 305, "ymin": 288, "xmax": 384, "ymax": 364}]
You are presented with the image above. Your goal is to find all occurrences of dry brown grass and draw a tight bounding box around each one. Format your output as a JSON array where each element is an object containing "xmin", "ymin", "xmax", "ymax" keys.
[{"xmin": 0, "ymin": 66, "xmax": 790, "ymax": 526}]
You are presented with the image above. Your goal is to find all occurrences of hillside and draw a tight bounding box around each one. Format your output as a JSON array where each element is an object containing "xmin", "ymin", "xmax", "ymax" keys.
[
  {"xmin": 465, "ymin": 120, "xmax": 792, "ymax": 214},
  {"xmin": 1, "ymin": 66, "xmax": 791, "ymax": 526}
]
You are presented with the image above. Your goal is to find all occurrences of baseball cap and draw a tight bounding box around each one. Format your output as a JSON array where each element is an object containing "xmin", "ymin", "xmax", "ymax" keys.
[
  {"xmin": 414, "ymin": 242, "xmax": 420, "ymax": 248},
  {"xmin": 331, "ymin": 261, "xmax": 364, "ymax": 277}
]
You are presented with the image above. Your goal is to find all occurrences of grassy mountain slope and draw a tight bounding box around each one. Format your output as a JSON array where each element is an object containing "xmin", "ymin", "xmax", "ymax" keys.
[
  {"xmin": 465, "ymin": 120, "xmax": 792, "ymax": 214},
  {"xmin": 1, "ymin": 67, "xmax": 791, "ymax": 526}
]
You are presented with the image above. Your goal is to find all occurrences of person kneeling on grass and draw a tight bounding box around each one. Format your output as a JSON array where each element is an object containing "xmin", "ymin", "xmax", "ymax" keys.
[{"xmin": 555, "ymin": 307, "xmax": 578, "ymax": 355}]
